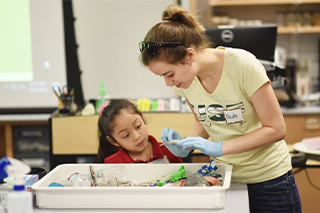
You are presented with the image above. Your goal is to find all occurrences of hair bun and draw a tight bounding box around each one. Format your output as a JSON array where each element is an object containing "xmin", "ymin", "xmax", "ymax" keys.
[
  {"xmin": 167, "ymin": 16, "xmax": 181, "ymax": 22},
  {"xmin": 162, "ymin": 8, "xmax": 181, "ymax": 22}
]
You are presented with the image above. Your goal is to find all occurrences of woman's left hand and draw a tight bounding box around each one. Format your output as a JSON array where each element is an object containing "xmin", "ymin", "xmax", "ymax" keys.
[{"xmin": 178, "ymin": 137, "xmax": 223, "ymax": 157}]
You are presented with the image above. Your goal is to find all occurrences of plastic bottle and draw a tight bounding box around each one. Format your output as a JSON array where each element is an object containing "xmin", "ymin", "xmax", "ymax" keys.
[
  {"xmin": 3, "ymin": 157, "xmax": 33, "ymax": 213},
  {"xmin": 0, "ymin": 158, "xmax": 10, "ymax": 181},
  {"xmin": 95, "ymin": 82, "xmax": 106, "ymax": 114}
]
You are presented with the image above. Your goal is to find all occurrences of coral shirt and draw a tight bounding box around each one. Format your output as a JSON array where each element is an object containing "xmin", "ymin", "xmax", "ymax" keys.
[{"xmin": 104, "ymin": 135, "xmax": 183, "ymax": 164}]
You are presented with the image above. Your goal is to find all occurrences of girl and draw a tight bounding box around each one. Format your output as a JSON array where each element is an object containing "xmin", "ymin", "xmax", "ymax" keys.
[
  {"xmin": 139, "ymin": 4, "xmax": 301, "ymax": 213},
  {"xmin": 97, "ymin": 99, "xmax": 182, "ymax": 164}
]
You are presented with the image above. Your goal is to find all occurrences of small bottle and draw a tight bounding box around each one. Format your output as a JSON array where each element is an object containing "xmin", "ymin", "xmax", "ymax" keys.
[
  {"xmin": 302, "ymin": 11, "xmax": 311, "ymax": 26},
  {"xmin": 7, "ymin": 183, "xmax": 33, "ymax": 213},
  {"xmin": 286, "ymin": 11, "xmax": 295, "ymax": 27},
  {"xmin": 68, "ymin": 173, "xmax": 91, "ymax": 187},
  {"xmin": 5, "ymin": 158, "xmax": 33, "ymax": 213},
  {"xmin": 95, "ymin": 82, "xmax": 106, "ymax": 114},
  {"xmin": 276, "ymin": 11, "xmax": 285, "ymax": 27}
]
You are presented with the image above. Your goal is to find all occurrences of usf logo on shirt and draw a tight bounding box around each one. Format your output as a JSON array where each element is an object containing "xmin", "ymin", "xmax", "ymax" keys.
[{"xmin": 191, "ymin": 102, "xmax": 245, "ymax": 125}]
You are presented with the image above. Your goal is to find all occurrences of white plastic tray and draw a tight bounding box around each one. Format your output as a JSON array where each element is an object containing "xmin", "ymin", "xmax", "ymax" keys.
[{"xmin": 32, "ymin": 163, "xmax": 232, "ymax": 209}]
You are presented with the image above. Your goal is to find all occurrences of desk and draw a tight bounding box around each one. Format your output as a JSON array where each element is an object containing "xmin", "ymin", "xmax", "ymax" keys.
[
  {"xmin": 33, "ymin": 183, "xmax": 249, "ymax": 213},
  {"xmin": 288, "ymin": 144, "xmax": 320, "ymax": 169}
]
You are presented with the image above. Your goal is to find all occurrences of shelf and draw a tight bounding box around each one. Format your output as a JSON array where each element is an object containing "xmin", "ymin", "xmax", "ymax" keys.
[
  {"xmin": 208, "ymin": 26, "xmax": 320, "ymax": 34},
  {"xmin": 278, "ymin": 26, "xmax": 320, "ymax": 34},
  {"xmin": 278, "ymin": 26, "xmax": 297, "ymax": 34},
  {"xmin": 298, "ymin": 26, "xmax": 320, "ymax": 33},
  {"xmin": 209, "ymin": 0, "xmax": 320, "ymax": 6}
]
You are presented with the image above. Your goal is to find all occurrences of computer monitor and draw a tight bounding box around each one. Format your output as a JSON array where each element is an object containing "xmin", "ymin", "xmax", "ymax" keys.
[{"xmin": 205, "ymin": 25, "xmax": 277, "ymax": 62}]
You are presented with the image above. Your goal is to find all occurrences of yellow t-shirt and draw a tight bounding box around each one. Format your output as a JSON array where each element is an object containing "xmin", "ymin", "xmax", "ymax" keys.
[{"xmin": 173, "ymin": 47, "xmax": 291, "ymax": 183}]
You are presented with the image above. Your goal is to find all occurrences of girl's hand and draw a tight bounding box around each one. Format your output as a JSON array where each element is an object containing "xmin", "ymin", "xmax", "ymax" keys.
[
  {"xmin": 161, "ymin": 127, "xmax": 182, "ymax": 142},
  {"xmin": 161, "ymin": 127, "xmax": 189, "ymax": 157}
]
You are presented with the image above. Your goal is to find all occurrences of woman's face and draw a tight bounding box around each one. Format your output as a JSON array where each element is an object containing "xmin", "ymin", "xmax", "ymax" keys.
[
  {"xmin": 148, "ymin": 57, "xmax": 196, "ymax": 89},
  {"xmin": 111, "ymin": 110, "xmax": 149, "ymax": 154}
]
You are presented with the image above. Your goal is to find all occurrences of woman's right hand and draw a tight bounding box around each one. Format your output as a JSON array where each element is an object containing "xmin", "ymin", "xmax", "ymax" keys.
[{"xmin": 161, "ymin": 127, "xmax": 189, "ymax": 157}]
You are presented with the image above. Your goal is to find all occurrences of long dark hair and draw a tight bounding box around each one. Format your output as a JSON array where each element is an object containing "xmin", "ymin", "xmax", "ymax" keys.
[{"xmin": 97, "ymin": 99, "xmax": 144, "ymax": 162}]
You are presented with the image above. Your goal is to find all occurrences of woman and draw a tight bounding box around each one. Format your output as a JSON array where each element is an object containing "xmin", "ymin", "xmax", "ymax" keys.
[{"xmin": 139, "ymin": 4, "xmax": 301, "ymax": 213}]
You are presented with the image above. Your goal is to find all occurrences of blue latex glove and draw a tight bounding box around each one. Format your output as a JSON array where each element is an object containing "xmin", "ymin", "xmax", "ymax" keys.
[
  {"xmin": 161, "ymin": 127, "xmax": 182, "ymax": 142},
  {"xmin": 161, "ymin": 127, "xmax": 189, "ymax": 158},
  {"xmin": 178, "ymin": 137, "xmax": 223, "ymax": 157}
]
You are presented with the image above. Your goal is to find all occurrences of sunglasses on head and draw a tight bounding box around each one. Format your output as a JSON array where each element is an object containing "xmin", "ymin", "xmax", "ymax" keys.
[{"xmin": 139, "ymin": 41, "xmax": 185, "ymax": 57}]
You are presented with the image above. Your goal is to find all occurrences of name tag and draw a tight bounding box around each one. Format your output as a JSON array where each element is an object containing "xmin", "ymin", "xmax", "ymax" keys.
[{"xmin": 223, "ymin": 108, "xmax": 244, "ymax": 124}]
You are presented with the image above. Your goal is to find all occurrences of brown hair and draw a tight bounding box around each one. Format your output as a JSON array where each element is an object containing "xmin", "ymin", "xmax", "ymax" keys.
[
  {"xmin": 140, "ymin": 5, "xmax": 212, "ymax": 66},
  {"xmin": 97, "ymin": 99, "xmax": 145, "ymax": 162}
]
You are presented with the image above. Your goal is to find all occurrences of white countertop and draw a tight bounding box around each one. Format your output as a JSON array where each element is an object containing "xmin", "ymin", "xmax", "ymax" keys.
[
  {"xmin": 281, "ymin": 105, "xmax": 320, "ymax": 115},
  {"xmin": 33, "ymin": 183, "xmax": 248, "ymax": 213},
  {"xmin": 0, "ymin": 114, "xmax": 51, "ymax": 122}
]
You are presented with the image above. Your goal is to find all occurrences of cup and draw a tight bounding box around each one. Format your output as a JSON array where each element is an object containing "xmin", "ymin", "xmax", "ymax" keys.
[{"xmin": 58, "ymin": 95, "xmax": 74, "ymax": 114}]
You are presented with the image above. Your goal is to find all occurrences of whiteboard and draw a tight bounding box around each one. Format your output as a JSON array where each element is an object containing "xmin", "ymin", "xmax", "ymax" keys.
[{"xmin": 0, "ymin": 0, "xmax": 67, "ymax": 110}]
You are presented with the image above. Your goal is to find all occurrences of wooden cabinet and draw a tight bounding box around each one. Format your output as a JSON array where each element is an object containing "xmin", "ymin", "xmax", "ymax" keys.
[
  {"xmin": 49, "ymin": 112, "xmax": 202, "ymax": 167},
  {"xmin": 284, "ymin": 113, "xmax": 320, "ymax": 213},
  {"xmin": 50, "ymin": 112, "xmax": 212, "ymax": 164},
  {"xmin": 284, "ymin": 114, "xmax": 320, "ymax": 144},
  {"xmin": 293, "ymin": 168, "xmax": 320, "ymax": 213},
  {"xmin": 51, "ymin": 115, "xmax": 99, "ymax": 155},
  {"xmin": 50, "ymin": 113, "xmax": 196, "ymax": 155},
  {"xmin": 50, "ymin": 112, "xmax": 211, "ymax": 165},
  {"xmin": 0, "ymin": 123, "xmax": 13, "ymax": 158}
]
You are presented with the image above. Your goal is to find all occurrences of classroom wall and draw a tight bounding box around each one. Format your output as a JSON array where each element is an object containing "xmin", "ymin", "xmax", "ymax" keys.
[
  {"xmin": 73, "ymin": 0, "xmax": 320, "ymax": 102},
  {"xmin": 72, "ymin": 0, "xmax": 178, "ymax": 102}
]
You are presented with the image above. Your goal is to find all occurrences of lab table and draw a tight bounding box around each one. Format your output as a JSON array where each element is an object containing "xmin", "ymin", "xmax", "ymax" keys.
[{"xmin": 33, "ymin": 183, "xmax": 249, "ymax": 213}]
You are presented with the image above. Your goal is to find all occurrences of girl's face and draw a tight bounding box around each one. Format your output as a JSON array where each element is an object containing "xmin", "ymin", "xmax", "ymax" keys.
[
  {"xmin": 148, "ymin": 54, "xmax": 196, "ymax": 89},
  {"xmin": 111, "ymin": 109, "xmax": 149, "ymax": 155}
]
